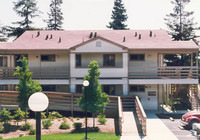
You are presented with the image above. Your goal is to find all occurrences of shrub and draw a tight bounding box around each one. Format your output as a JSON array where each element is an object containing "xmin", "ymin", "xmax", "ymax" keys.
[
  {"xmin": 14, "ymin": 108, "xmax": 26, "ymax": 121},
  {"xmin": 69, "ymin": 117, "xmax": 74, "ymax": 122},
  {"xmin": 42, "ymin": 120, "xmax": 52, "ymax": 129},
  {"xmin": 19, "ymin": 133, "xmax": 24, "ymax": 137},
  {"xmin": 3, "ymin": 122, "xmax": 11, "ymax": 133},
  {"xmin": 98, "ymin": 118, "xmax": 107, "ymax": 125},
  {"xmin": 48, "ymin": 111, "xmax": 62, "ymax": 120},
  {"xmin": 29, "ymin": 128, "xmax": 36, "ymax": 135},
  {"xmin": 20, "ymin": 122, "xmax": 32, "ymax": 131},
  {"xmin": 59, "ymin": 122, "xmax": 70, "ymax": 129},
  {"xmin": 63, "ymin": 117, "xmax": 67, "ymax": 123},
  {"xmin": 41, "ymin": 112, "xmax": 46, "ymax": 119},
  {"xmin": 52, "ymin": 111, "xmax": 62, "ymax": 118},
  {"xmin": 97, "ymin": 114, "xmax": 105, "ymax": 119},
  {"xmin": 0, "ymin": 109, "xmax": 12, "ymax": 123},
  {"xmin": 73, "ymin": 122, "xmax": 82, "ymax": 131},
  {"xmin": 76, "ymin": 117, "xmax": 80, "ymax": 120}
]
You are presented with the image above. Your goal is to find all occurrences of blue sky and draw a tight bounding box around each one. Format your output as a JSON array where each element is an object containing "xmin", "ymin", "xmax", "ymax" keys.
[{"xmin": 0, "ymin": 0, "xmax": 200, "ymax": 31}]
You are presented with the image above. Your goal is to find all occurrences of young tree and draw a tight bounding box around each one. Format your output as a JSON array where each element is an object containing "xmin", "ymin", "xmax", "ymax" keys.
[
  {"xmin": 5, "ymin": 0, "xmax": 40, "ymax": 38},
  {"xmin": 14, "ymin": 57, "xmax": 42, "ymax": 122},
  {"xmin": 107, "ymin": 0, "xmax": 128, "ymax": 30},
  {"xmin": 164, "ymin": 0, "xmax": 197, "ymax": 41},
  {"xmin": 78, "ymin": 61, "xmax": 110, "ymax": 127},
  {"xmin": 46, "ymin": 0, "xmax": 64, "ymax": 30}
]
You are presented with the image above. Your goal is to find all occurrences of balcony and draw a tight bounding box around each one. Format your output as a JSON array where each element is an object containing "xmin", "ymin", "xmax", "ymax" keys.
[
  {"xmin": 129, "ymin": 66, "xmax": 198, "ymax": 79},
  {"xmin": 0, "ymin": 67, "xmax": 69, "ymax": 79}
]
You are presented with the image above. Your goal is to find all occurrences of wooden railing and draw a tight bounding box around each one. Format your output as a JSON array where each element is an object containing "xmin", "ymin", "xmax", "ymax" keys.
[
  {"xmin": 0, "ymin": 91, "xmax": 119, "ymax": 113},
  {"xmin": 118, "ymin": 97, "xmax": 123, "ymax": 135},
  {"xmin": 135, "ymin": 96, "xmax": 147, "ymax": 136},
  {"xmin": 129, "ymin": 66, "xmax": 198, "ymax": 79},
  {"xmin": 0, "ymin": 67, "xmax": 69, "ymax": 79}
]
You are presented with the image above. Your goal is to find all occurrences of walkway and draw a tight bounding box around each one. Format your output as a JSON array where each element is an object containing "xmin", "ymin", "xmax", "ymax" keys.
[
  {"xmin": 120, "ymin": 111, "xmax": 178, "ymax": 140},
  {"xmin": 120, "ymin": 111, "xmax": 141, "ymax": 140},
  {"xmin": 145, "ymin": 111, "xmax": 178, "ymax": 140}
]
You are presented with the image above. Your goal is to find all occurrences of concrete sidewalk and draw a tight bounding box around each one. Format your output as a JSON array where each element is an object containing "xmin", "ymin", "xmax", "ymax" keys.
[
  {"xmin": 120, "ymin": 111, "xmax": 178, "ymax": 140},
  {"xmin": 144, "ymin": 111, "xmax": 178, "ymax": 140},
  {"xmin": 120, "ymin": 111, "xmax": 141, "ymax": 140}
]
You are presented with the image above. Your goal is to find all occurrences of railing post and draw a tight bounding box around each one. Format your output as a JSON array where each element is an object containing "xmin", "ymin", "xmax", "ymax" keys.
[{"xmin": 71, "ymin": 94, "xmax": 74, "ymax": 117}]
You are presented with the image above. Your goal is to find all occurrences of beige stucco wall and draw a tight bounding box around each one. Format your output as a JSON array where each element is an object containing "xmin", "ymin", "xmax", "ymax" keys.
[
  {"xmin": 129, "ymin": 84, "xmax": 158, "ymax": 110},
  {"xmin": 129, "ymin": 53, "xmax": 157, "ymax": 67},
  {"xmin": 28, "ymin": 54, "xmax": 69, "ymax": 68},
  {"xmin": 72, "ymin": 39, "xmax": 127, "ymax": 53},
  {"xmin": 80, "ymin": 53, "xmax": 122, "ymax": 67}
]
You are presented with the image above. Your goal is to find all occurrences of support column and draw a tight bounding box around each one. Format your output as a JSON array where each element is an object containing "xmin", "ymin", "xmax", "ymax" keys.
[
  {"xmin": 162, "ymin": 84, "xmax": 164, "ymax": 114},
  {"xmin": 123, "ymin": 84, "xmax": 128, "ymax": 95}
]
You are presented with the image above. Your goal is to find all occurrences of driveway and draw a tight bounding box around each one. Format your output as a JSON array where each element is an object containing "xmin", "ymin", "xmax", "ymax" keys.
[{"xmin": 157, "ymin": 114, "xmax": 196, "ymax": 140}]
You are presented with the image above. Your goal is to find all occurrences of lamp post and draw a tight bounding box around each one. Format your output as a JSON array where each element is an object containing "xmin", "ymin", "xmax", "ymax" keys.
[
  {"xmin": 28, "ymin": 92, "xmax": 49, "ymax": 140},
  {"xmin": 83, "ymin": 80, "xmax": 89, "ymax": 140}
]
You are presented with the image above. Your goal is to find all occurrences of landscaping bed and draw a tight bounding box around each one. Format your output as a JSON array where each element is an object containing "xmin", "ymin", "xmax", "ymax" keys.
[{"xmin": 0, "ymin": 116, "xmax": 115, "ymax": 139}]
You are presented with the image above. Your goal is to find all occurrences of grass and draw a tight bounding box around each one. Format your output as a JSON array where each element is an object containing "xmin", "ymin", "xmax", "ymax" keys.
[{"xmin": 6, "ymin": 132, "xmax": 120, "ymax": 140}]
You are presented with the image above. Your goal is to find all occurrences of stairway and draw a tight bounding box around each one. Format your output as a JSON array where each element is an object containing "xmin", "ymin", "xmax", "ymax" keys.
[{"xmin": 121, "ymin": 96, "xmax": 135, "ymax": 111}]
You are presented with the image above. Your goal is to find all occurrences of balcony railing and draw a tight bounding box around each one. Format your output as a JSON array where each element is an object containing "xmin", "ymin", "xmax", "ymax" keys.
[
  {"xmin": 129, "ymin": 66, "xmax": 198, "ymax": 79},
  {"xmin": 0, "ymin": 67, "xmax": 69, "ymax": 79}
]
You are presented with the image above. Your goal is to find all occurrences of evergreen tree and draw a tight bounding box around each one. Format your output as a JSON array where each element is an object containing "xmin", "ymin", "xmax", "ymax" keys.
[
  {"xmin": 46, "ymin": 0, "xmax": 64, "ymax": 30},
  {"xmin": 164, "ymin": 0, "xmax": 198, "ymax": 66},
  {"xmin": 107, "ymin": 0, "xmax": 128, "ymax": 30},
  {"xmin": 14, "ymin": 57, "xmax": 42, "ymax": 122},
  {"xmin": 164, "ymin": 0, "xmax": 197, "ymax": 41},
  {"xmin": 78, "ymin": 61, "xmax": 109, "ymax": 127},
  {"xmin": 0, "ymin": 26, "xmax": 7, "ymax": 42},
  {"xmin": 5, "ymin": 0, "xmax": 40, "ymax": 38}
]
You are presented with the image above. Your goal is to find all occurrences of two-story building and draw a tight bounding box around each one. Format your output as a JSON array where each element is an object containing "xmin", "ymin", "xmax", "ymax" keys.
[{"xmin": 0, "ymin": 30, "xmax": 198, "ymax": 110}]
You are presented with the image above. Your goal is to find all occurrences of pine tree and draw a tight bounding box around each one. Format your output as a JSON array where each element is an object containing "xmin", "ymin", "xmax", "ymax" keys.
[
  {"xmin": 5, "ymin": 0, "xmax": 40, "ymax": 38},
  {"xmin": 46, "ymin": 0, "xmax": 64, "ymax": 30},
  {"xmin": 164, "ymin": 0, "xmax": 197, "ymax": 41},
  {"xmin": 78, "ymin": 61, "xmax": 109, "ymax": 127},
  {"xmin": 14, "ymin": 57, "xmax": 42, "ymax": 122},
  {"xmin": 0, "ymin": 26, "xmax": 7, "ymax": 42},
  {"xmin": 107, "ymin": 0, "xmax": 128, "ymax": 30},
  {"xmin": 164, "ymin": 0, "xmax": 198, "ymax": 66}
]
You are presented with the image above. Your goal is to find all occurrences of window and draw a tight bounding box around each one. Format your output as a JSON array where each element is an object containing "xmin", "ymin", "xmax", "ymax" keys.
[
  {"xmin": 103, "ymin": 85, "xmax": 115, "ymax": 95},
  {"xmin": 130, "ymin": 85, "xmax": 145, "ymax": 92},
  {"xmin": 76, "ymin": 85, "xmax": 83, "ymax": 93},
  {"xmin": 42, "ymin": 85, "xmax": 56, "ymax": 91},
  {"xmin": 96, "ymin": 41, "xmax": 102, "ymax": 47},
  {"xmin": 76, "ymin": 54, "xmax": 81, "ymax": 67},
  {"xmin": 0, "ymin": 57, "xmax": 7, "ymax": 67},
  {"xmin": 130, "ymin": 54, "xmax": 145, "ymax": 61},
  {"xmin": 41, "ymin": 55, "xmax": 55, "ymax": 62},
  {"xmin": 103, "ymin": 54, "xmax": 115, "ymax": 66}
]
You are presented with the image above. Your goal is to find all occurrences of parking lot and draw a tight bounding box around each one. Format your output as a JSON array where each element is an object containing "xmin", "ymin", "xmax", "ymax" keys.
[{"xmin": 157, "ymin": 114, "xmax": 197, "ymax": 140}]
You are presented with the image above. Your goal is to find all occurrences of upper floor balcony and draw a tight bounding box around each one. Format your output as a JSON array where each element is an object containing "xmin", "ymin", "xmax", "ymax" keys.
[
  {"xmin": 129, "ymin": 66, "xmax": 198, "ymax": 79},
  {"xmin": 0, "ymin": 67, "xmax": 69, "ymax": 79}
]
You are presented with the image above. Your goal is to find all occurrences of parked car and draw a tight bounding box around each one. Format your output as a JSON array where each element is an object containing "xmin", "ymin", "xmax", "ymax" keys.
[{"xmin": 181, "ymin": 111, "xmax": 200, "ymax": 129}]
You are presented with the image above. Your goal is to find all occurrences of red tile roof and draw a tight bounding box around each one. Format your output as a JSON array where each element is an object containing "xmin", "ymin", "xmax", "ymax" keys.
[{"xmin": 0, "ymin": 30, "xmax": 199, "ymax": 51}]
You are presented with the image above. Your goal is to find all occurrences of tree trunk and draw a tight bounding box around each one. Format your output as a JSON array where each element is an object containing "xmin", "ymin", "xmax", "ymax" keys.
[
  {"xmin": 93, "ymin": 113, "xmax": 95, "ymax": 128},
  {"xmin": 25, "ymin": 109, "xmax": 27, "ymax": 123}
]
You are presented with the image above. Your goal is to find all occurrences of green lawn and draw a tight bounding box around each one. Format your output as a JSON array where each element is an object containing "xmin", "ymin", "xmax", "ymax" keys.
[{"xmin": 6, "ymin": 132, "xmax": 120, "ymax": 140}]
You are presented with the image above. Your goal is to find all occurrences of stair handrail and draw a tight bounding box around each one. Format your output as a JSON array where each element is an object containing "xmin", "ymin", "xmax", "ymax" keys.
[
  {"xmin": 135, "ymin": 96, "xmax": 147, "ymax": 136},
  {"xmin": 118, "ymin": 96, "xmax": 123, "ymax": 135}
]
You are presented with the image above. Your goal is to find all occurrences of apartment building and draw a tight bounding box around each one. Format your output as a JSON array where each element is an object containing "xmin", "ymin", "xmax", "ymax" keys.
[{"xmin": 0, "ymin": 30, "xmax": 198, "ymax": 110}]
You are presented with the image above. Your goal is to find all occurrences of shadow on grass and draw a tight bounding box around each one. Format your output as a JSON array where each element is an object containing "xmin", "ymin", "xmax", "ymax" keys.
[{"xmin": 71, "ymin": 127, "xmax": 99, "ymax": 133}]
